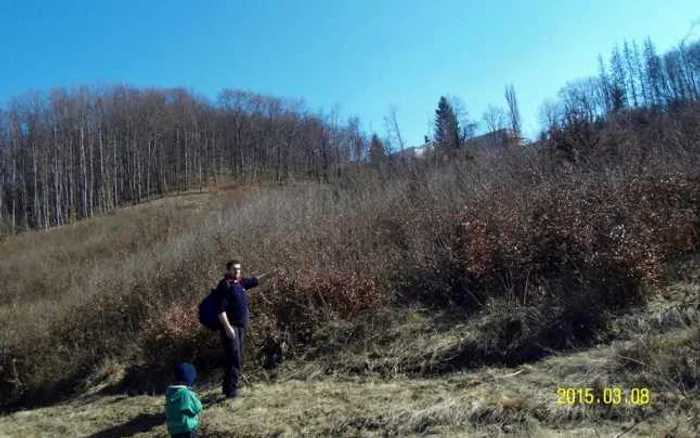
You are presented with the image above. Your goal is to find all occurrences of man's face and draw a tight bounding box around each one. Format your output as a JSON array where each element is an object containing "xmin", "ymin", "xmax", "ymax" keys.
[{"xmin": 229, "ymin": 263, "xmax": 242, "ymax": 279}]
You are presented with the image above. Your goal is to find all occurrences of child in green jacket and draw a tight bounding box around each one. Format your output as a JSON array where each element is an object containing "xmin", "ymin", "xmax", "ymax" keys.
[{"xmin": 165, "ymin": 363, "xmax": 203, "ymax": 438}]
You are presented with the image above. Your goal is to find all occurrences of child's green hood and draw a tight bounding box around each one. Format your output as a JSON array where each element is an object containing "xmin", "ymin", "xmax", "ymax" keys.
[
  {"xmin": 164, "ymin": 385, "xmax": 202, "ymax": 435},
  {"xmin": 165, "ymin": 385, "xmax": 189, "ymax": 403}
]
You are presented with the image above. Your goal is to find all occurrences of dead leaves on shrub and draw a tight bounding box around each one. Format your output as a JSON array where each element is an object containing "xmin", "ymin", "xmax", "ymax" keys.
[
  {"xmin": 456, "ymin": 174, "xmax": 700, "ymax": 306},
  {"xmin": 253, "ymin": 269, "xmax": 386, "ymax": 345}
]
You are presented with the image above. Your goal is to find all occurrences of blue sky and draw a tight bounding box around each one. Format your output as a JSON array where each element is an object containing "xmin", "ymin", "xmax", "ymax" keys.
[{"xmin": 1, "ymin": 0, "xmax": 699, "ymax": 146}]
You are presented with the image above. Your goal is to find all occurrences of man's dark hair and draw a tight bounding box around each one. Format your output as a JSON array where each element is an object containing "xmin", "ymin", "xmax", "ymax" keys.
[{"xmin": 226, "ymin": 260, "xmax": 241, "ymax": 271}]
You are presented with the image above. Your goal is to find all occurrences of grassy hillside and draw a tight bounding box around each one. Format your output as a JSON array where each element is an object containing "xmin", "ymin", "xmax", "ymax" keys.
[
  {"xmin": 1, "ymin": 135, "xmax": 700, "ymax": 436},
  {"xmin": 0, "ymin": 271, "xmax": 698, "ymax": 436}
]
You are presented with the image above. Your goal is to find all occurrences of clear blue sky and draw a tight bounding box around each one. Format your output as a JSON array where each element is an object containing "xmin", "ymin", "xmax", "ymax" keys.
[{"xmin": 1, "ymin": 0, "xmax": 699, "ymax": 145}]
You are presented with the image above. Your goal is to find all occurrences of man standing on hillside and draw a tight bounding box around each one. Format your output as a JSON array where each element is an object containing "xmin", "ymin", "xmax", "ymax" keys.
[{"xmin": 213, "ymin": 259, "xmax": 269, "ymax": 398}]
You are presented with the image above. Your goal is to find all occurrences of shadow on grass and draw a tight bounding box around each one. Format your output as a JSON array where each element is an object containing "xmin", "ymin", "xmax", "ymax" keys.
[
  {"xmin": 201, "ymin": 392, "xmax": 228, "ymax": 406},
  {"xmin": 97, "ymin": 358, "xmax": 224, "ymax": 397},
  {"xmin": 85, "ymin": 412, "xmax": 165, "ymax": 438},
  {"xmin": 2, "ymin": 370, "xmax": 91, "ymax": 413},
  {"xmin": 98, "ymin": 364, "xmax": 172, "ymax": 396}
]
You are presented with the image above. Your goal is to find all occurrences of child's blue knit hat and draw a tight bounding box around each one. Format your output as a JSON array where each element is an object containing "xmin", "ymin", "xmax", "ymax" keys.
[{"xmin": 174, "ymin": 362, "xmax": 197, "ymax": 386}]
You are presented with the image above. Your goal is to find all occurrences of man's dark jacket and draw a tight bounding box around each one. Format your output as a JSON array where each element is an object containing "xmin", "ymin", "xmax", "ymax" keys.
[{"xmin": 213, "ymin": 277, "xmax": 258, "ymax": 328}]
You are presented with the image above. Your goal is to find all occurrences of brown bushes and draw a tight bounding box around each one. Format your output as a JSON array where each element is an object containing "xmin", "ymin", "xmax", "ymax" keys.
[
  {"xmin": 140, "ymin": 297, "xmax": 215, "ymax": 370},
  {"xmin": 395, "ymin": 171, "xmax": 700, "ymax": 314},
  {"xmin": 251, "ymin": 269, "xmax": 387, "ymax": 348}
]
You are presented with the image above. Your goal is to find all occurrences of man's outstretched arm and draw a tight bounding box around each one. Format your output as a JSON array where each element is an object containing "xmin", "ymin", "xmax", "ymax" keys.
[
  {"xmin": 246, "ymin": 271, "xmax": 273, "ymax": 286},
  {"xmin": 242, "ymin": 277, "xmax": 260, "ymax": 289}
]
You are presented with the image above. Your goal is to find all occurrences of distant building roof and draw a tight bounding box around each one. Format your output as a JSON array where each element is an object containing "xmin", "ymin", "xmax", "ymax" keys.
[
  {"xmin": 391, "ymin": 129, "xmax": 519, "ymax": 160},
  {"xmin": 464, "ymin": 128, "xmax": 519, "ymax": 150},
  {"xmin": 391, "ymin": 142, "xmax": 433, "ymax": 159}
]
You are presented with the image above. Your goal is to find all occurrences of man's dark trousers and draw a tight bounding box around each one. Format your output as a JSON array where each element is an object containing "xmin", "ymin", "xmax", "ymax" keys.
[{"xmin": 220, "ymin": 326, "xmax": 245, "ymax": 397}]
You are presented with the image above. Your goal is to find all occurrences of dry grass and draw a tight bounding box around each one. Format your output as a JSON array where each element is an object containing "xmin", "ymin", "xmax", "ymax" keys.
[
  {"xmin": 0, "ymin": 186, "xmax": 257, "ymax": 406},
  {"xmin": 1, "ymin": 312, "xmax": 697, "ymax": 437}
]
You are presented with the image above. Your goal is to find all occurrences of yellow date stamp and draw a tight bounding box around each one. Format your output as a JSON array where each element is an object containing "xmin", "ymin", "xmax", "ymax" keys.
[{"xmin": 556, "ymin": 386, "xmax": 651, "ymax": 406}]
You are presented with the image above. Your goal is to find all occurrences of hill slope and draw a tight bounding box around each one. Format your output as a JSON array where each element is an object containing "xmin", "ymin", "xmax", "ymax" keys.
[
  {"xmin": 2, "ymin": 150, "xmax": 700, "ymax": 436},
  {"xmin": 1, "ymin": 277, "xmax": 698, "ymax": 437}
]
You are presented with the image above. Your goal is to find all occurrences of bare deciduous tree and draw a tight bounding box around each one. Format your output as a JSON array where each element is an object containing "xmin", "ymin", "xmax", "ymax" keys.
[
  {"xmin": 482, "ymin": 105, "xmax": 507, "ymax": 134},
  {"xmin": 504, "ymin": 84, "xmax": 522, "ymax": 137},
  {"xmin": 383, "ymin": 105, "xmax": 405, "ymax": 153}
]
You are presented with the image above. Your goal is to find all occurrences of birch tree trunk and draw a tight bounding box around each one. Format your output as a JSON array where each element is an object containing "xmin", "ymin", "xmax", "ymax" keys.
[
  {"xmin": 89, "ymin": 127, "xmax": 94, "ymax": 217},
  {"xmin": 113, "ymin": 136, "xmax": 118, "ymax": 208},
  {"xmin": 98, "ymin": 128, "xmax": 105, "ymax": 213},
  {"xmin": 32, "ymin": 139, "xmax": 41, "ymax": 228},
  {"xmin": 80, "ymin": 126, "xmax": 87, "ymax": 218},
  {"xmin": 53, "ymin": 126, "xmax": 62, "ymax": 226}
]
